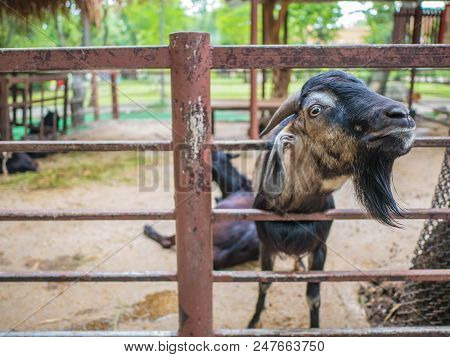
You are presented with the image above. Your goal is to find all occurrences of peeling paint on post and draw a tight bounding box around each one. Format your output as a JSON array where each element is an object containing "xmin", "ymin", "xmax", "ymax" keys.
[{"xmin": 170, "ymin": 32, "xmax": 213, "ymax": 337}]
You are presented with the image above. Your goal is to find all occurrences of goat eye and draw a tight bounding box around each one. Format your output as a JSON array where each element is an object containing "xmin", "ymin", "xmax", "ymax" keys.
[{"xmin": 309, "ymin": 105, "xmax": 322, "ymax": 117}]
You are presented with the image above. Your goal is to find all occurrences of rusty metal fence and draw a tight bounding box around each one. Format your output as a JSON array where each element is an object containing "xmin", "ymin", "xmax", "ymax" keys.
[{"xmin": 0, "ymin": 33, "xmax": 449, "ymax": 337}]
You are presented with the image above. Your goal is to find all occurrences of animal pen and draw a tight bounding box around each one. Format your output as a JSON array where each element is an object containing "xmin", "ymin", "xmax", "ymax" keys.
[{"xmin": 0, "ymin": 32, "xmax": 449, "ymax": 337}]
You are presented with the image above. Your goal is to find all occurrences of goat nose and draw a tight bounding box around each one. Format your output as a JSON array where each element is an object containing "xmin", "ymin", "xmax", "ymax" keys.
[{"xmin": 385, "ymin": 105, "xmax": 409, "ymax": 120}]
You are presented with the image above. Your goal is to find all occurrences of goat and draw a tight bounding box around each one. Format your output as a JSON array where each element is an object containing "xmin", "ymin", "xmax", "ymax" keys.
[
  {"xmin": 29, "ymin": 110, "xmax": 61, "ymax": 138},
  {"xmin": 249, "ymin": 70, "xmax": 415, "ymax": 328},
  {"xmin": 0, "ymin": 152, "xmax": 38, "ymax": 175},
  {"xmin": 144, "ymin": 151, "xmax": 259, "ymax": 269}
]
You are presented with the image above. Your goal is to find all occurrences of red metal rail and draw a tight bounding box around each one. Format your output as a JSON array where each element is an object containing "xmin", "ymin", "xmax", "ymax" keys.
[
  {"xmin": 4, "ymin": 326, "xmax": 449, "ymax": 337},
  {"xmin": 0, "ymin": 45, "xmax": 449, "ymax": 72},
  {"xmin": 0, "ymin": 208, "xmax": 448, "ymax": 221},
  {"xmin": 0, "ymin": 33, "xmax": 449, "ymax": 337},
  {"xmin": 0, "ymin": 270, "xmax": 448, "ymax": 283},
  {"xmin": 0, "ymin": 137, "xmax": 448, "ymax": 152}
]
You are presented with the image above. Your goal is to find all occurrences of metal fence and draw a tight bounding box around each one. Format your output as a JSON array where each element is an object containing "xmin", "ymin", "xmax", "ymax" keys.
[{"xmin": 0, "ymin": 32, "xmax": 449, "ymax": 337}]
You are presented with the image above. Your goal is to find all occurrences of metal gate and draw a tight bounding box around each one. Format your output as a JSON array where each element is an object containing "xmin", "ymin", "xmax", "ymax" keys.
[{"xmin": 0, "ymin": 33, "xmax": 449, "ymax": 337}]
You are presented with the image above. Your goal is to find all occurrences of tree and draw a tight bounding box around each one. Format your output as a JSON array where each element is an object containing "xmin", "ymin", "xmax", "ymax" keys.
[
  {"xmin": 362, "ymin": 2, "xmax": 395, "ymax": 96},
  {"xmin": 215, "ymin": 1, "xmax": 251, "ymax": 45},
  {"xmin": 122, "ymin": 0, "xmax": 191, "ymax": 45},
  {"xmin": 264, "ymin": 1, "xmax": 341, "ymax": 98}
]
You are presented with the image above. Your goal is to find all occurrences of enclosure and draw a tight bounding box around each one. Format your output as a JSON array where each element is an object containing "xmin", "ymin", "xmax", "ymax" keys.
[{"xmin": 0, "ymin": 32, "xmax": 449, "ymax": 337}]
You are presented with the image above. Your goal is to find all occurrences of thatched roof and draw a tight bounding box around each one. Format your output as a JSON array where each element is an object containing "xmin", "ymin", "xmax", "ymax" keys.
[{"xmin": 0, "ymin": 0, "xmax": 103, "ymax": 25}]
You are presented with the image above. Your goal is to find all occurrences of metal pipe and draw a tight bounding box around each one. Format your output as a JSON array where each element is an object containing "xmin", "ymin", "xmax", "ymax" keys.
[
  {"xmin": 0, "ymin": 208, "xmax": 448, "ymax": 222},
  {"xmin": 0, "ymin": 208, "xmax": 446, "ymax": 222},
  {"xmin": 0, "ymin": 45, "xmax": 448, "ymax": 72},
  {"xmin": 249, "ymin": 0, "xmax": 259, "ymax": 139},
  {"xmin": 0, "ymin": 210, "xmax": 175, "ymax": 221},
  {"xmin": 216, "ymin": 326, "xmax": 450, "ymax": 337},
  {"xmin": 91, "ymin": 73, "xmax": 99, "ymax": 121},
  {"xmin": 111, "ymin": 71, "xmax": 119, "ymax": 120},
  {"xmin": 211, "ymin": 45, "xmax": 450, "ymax": 69},
  {"xmin": 212, "ymin": 208, "xmax": 450, "ymax": 221},
  {"xmin": 0, "ymin": 137, "xmax": 448, "ymax": 153},
  {"xmin": 0, "ymin": 76, "xmax": 10, "ymax": 140},
  {"xmin": 170, "ymin": 32, "xmax": 214, "ymax": 337},
  {"xmin": 0, "ymin": 140, "xmax": 173, "ymax": 152},
  {"xmin": 0, "ymin": 270, "xmax": 448, "ymax": 283},
  {"xmin": 3, "ymin": 326, "xmax": 449, "ymax": 337}
]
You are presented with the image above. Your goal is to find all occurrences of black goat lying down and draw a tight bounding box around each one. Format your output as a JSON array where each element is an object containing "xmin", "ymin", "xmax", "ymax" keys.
[
  {"xmin": 144, "ymin": 151, "xmax": 259, "ymax": 270},
  {"xmin": 248, "ymin": 70, "xmax": 416, "ymax": 328},
  {"xmin": 0, "ymin": 152, "xmax": 38, "ymax": 175}
]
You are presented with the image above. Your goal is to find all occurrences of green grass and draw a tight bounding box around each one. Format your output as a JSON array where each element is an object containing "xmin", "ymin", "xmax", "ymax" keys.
[
  {"xmin": 8, "ymin": 73, "xmax": 448, "ymax": 141},
  {"xmin": 0, "ymin": 151, "xmax": 152, "ymax": 190},
  {"xmin": 413, "ymin": 82, "xmax": 450, "ymax": 99}
]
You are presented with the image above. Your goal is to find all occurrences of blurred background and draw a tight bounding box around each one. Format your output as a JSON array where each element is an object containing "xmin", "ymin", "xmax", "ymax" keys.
[{"xmin": 0, "ymin": 1, "xmax": 448, "ymax": 333}]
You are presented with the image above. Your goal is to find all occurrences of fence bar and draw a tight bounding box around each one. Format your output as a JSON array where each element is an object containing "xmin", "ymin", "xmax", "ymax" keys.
[
  {"xmin": 0, "ymin": 210, "xmax": 175, "ymax": 221},
  {"xmin": 211, "ymin": 45, "xmax": 450, "ymax": 69},
  {"xmin": 170, "ymin": 32, "xmax": 213, "ymax": 337},
  {"xmin": 213, "ymin": 208, "xmax": 450, "ymax": 221},
  {"xmin": 0, "ymin": 141, "xmax": 173, "ymax": 152},
  {"xmin": 216, "ymin": 326, "xmax": 450, "ymax": 337},
  {"xmin": 0, "ymin": 137, "xmax": 447, "ymax": 153},
  {"xmin": 0, "ymin": 270, "xmax": 448, "ymax": 283},
  {"xmin": 0, "ymin": 45, "xmax": 449, "ymax": 72},
  {"xmin": 0, "ymin": 208, "xmax": 448, "ymax": 221},
  {"xmin": 0, "ymin": 47, "xmax": 170, "ymax": 72},
  {"xmin": 3, "ymin": 331, "xmax": 177, "ymax": 337},
  {"xmin": 3, "ymin": 326, "xmax": 449, "ymax": 337},
  {"xmin": 213, "ymin": 269, "xmax": 450, "ymax": 283}
]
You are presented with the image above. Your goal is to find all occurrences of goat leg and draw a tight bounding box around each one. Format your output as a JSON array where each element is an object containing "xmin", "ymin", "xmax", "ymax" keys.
[
  {"xmin": 143, "ymin": 225, "xmax": 175, "ymax": 249},
  {"xmin": 306, "ymin": 244, "xmax": 327, "ymax": 328},
  {"xmin": 248, "ymin": 244, "xmax": 274, "ymax": 328}
]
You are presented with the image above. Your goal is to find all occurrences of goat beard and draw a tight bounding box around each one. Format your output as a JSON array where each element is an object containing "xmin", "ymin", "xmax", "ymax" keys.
[{"xmin": 352, "ymin": 151, "xmax": 402, "ymax": 227}]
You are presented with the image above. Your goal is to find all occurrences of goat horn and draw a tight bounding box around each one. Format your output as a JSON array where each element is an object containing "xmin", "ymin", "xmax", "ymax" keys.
[{"xmin": 260, "ymin": 91, "xmax": 302, "ymax": 137}]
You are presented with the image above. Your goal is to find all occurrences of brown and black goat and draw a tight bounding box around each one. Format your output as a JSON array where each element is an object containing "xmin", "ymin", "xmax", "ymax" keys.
[
  {"xmin": 144, "ymin": 151, "xmax": 259, "ymax": 269},
  {"xmin": 1, "ymin": 152, "xmax": 38, "ymax": 175},
  {"xmin": 249, "ymin": 70, "xmax": 416, "ymax": 328}
]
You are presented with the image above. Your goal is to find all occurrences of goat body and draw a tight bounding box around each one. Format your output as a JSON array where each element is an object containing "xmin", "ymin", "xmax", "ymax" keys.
[
  {"xmin": 144, "ymin": 151, "xmax": 259, "ymax": 270},
  {"xmin": 0, "ymin": 152, "xmax": 38, "ymax": 175},
  {"xmin": 249, "ymin": 71, "xmax": 416, "ymax": 328}
]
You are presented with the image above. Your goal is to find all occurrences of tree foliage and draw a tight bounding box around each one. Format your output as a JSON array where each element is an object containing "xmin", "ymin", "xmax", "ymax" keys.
[
  {"xmin": 363, "ymin": 2, "xmax": 395, "ymax": 44},
  {"xmin": 287, "ymin": 2, "xmax": 342, "ymax": 44}
]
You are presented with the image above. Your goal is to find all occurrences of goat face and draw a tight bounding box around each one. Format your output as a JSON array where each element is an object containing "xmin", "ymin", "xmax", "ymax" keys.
[{"xmin": 260, "ymin": 70, "xmax": 416, "ymax": 226}]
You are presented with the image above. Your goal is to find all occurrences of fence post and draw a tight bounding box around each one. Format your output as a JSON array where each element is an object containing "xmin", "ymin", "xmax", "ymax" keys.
[
  {"xmin": 91, "ymin": 73, "xmax": 100, "ymax": 121},
  {"xmin": 111, "ymin": 71, "xmax": 119, "ymax": 120},
  {"xmin": 0, "ymin": 76, "xmax": 10, "ymax": 140},
  {"xmin": 169, "ymin": 32, "xmax": 213, "ymax": 337},
  {"xmin": 249, "ymin": 0, "xmax": 259, "ymax": 139}
]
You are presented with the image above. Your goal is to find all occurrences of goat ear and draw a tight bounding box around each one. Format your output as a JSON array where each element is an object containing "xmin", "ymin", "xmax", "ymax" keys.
[{"xmin": 260, "ymin": 135, "xmax": 289, "ymax": 198}]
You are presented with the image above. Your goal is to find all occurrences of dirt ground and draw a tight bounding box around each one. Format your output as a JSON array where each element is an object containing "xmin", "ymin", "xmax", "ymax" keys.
[{"xmin": 0, "ymin": 118, "xmax": 447, "ymax": 332}]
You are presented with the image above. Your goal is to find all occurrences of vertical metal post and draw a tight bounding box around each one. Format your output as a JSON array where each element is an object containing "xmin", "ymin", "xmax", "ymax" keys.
[
  {"xmin": 63, "ymin": 78, "xmax": 68, "ymax": 133},
  {"xmin": 0, "ymin": 76, "xmax": 10, "ymax": 140},
  {"xmin": 409, "ymin": 2, "xmax": 422, "ymax": 109},
  {"xmin": 250, "ymin": 0, "xmax": 259, "ymax": 139},
  {"xmin": 91, "ymin": 73, "xmax": 100, "ymax": 121},
  {"xmin": 111, "ymin": 71, "xmax": 119, "ymax": 120},
  {"xmin": 169, "ymin": 32, "xmax": 213, "ymax": 337}
]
